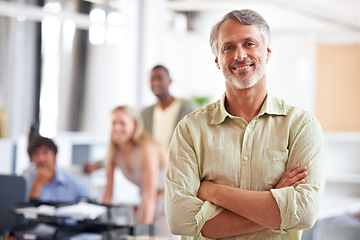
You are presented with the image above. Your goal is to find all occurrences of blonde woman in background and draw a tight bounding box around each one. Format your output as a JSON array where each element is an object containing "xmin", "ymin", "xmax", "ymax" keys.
[{"xmin": 102, "ymin": 105, "xmax": 171, "ymax": 237}]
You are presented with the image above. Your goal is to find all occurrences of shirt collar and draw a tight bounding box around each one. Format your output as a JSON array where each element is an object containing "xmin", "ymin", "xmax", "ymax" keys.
[
  {"xmin": 52, "ymin": 170, "xmax": 67, "ymax": 186},
  {"xmin": 258, "ymin": 93, "xmax": 287, "ymax": 116},
  {"xmin": 211, "ymin": 92, "xmax": 287, "ymax": 125},
  {"xmin": 211, "ymin": 93, "xmax": 228, "ymax": 125}
]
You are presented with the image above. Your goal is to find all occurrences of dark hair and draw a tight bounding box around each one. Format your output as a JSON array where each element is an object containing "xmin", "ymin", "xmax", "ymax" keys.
[
  {"xmin": 210, "ymin": 9, "xmax": 271, "ymax": 55},
  {"xmin": 27, "ymin": 136, "xmax": 58, "ymax": 156},
  {"xmin": 151, "ymin": 65, "xmax": 169, "ymax": 76}
]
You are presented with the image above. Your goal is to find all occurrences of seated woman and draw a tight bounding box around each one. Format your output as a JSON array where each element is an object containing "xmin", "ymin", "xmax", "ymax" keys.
[{"xmin": 102, "ymin": 105, "xmax": 171, "ymax": 237}]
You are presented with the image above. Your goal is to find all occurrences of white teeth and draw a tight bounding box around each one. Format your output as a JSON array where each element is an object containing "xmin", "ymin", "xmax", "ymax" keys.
[{"xmin": 234, "ymin": 65, "xmax": 250, "ymax": 70}]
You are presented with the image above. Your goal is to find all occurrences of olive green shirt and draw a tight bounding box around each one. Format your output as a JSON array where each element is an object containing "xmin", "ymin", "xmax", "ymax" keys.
[{"xmin": 165, "ymin": 93, "xmax": 324, "ymax": 240}]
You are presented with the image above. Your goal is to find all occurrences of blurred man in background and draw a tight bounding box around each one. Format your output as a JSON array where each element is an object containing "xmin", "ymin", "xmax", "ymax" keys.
[
  {"xmin": 141, "ymin": 65, "xmax": 199, "ymax": 149},
  {"xmin": 27, "ymin": 136, "xmax": 90, "ymax": 203}
]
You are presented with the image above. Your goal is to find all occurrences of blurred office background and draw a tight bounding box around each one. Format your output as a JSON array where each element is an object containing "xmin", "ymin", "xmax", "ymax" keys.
[{"xmin": 0, "ymin": 0, "xmax": 360, "ymax": 239}]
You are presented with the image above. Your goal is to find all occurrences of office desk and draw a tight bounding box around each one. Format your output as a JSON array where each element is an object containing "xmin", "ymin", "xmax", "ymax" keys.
[
  {"xmin": 11, "ymin": 222, "xmax": 155, "ymax": 240},
  {"xmin": 10, "ymin": 202, "xmax": 156, "ymax": 240}
]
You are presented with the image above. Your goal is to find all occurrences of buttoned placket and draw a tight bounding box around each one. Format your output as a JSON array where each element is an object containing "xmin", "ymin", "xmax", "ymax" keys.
[{"xmin": 240, "ymin": 120, "xmax": 255, "ymax": 190}]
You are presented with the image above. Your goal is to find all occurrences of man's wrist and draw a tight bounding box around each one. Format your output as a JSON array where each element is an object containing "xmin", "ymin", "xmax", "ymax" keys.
[
  {"xmin": 29, "ymin": 183, "xmax": 43, "ymax": 199},
  {"xmin": 207, "ymin": 182, "xmax": 220, "ymax": 205},
  {"xmin": 211, "ymin": 184, "xmax": 233, "ymax": 207}
]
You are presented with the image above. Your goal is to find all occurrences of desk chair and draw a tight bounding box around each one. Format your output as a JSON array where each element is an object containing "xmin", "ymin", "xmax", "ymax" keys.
[{"xmin": 0, "ymin": 174, "xmax": 28, "ymax": 234}]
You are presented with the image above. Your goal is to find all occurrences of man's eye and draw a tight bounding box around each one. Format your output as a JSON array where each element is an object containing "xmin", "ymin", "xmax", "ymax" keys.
[
  {"xmin": 223, "ymin": 46, "xmax": 232, "ymax": 51},
  {"xmin": 246, "ymin": 42, "xmax": 256, "ymax": 46}
]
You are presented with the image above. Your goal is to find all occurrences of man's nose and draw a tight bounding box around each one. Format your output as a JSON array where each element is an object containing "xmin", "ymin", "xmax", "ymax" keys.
[
  {"xmin": 152, "ymin": 78, "xmax": 161, "ymax": 85},
  {"xmin": 234, "ymin": 47, "xmax": 247, "ymax": 61}
]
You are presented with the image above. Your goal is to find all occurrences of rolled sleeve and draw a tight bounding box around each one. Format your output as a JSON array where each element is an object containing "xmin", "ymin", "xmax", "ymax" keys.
[
  {"xmin": 165, "ymin": 179, "xmax": 223, "ymax": 236},
  {"xmin": 195, "ymin": 201, "xmax": 224, "ymax": 229},
  {"xmin": 165, "ymin": 117, "xmax": 223, "ymax": 236},
  {"xmin": 271, "ymin": 184, "xmax": 322, "ymax": 233},
  {"xmin": 270, "ymin": 187, "xmax": 300, "ymax": 233},
  {"xmin": 270, "ymin": 116, "xmax": 324, "ymax": 233}
]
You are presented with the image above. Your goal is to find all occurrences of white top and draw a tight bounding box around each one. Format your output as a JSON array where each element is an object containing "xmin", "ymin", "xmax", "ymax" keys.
[
  {"xmin": 152, "ymin": 98, "xmax": 181, "ymax": 149},
  {"xmin": 115, "ymin": 146, "xmax": 166, "ymax": 190}
]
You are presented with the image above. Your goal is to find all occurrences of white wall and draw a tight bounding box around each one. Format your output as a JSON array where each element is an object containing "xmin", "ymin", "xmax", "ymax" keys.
[
  {"xmin": 81, "ymin": 0, "xmax": 141, "ymax": 140},
  {"xmin": 267, "ymin": 34, "xmax": 318, "ymax": 112},
  {"xmin": 1, "ymin": 19, "xmax": 37, "ymax": 139},
  {"xmin": 82, "ymin": 44, "xmax": 131, "ymax": 140}
]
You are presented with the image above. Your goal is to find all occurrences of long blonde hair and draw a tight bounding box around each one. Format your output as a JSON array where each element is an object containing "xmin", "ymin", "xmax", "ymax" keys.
[{"xmin": 105, "ymin": 105, "xmax": 166, "ymax": 168}]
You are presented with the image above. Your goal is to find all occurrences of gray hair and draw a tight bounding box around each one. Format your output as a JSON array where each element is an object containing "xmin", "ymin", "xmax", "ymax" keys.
[{"xmin": 209, "ymin": 9, "xmax": 271, "ymax": 56}]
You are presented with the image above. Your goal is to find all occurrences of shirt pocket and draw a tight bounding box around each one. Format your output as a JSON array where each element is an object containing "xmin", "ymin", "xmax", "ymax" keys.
[{"xmin": 262, "ymin": 148, "xmax": 289, "ymax": 187}]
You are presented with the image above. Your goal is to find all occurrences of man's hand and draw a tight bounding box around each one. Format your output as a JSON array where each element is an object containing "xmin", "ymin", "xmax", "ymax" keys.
[
  {"xmin": 35, "ymin": 167, "xmax": 54, "ymax": 185},
  {"xmin": 29, "ymin": 166, "xmax": 54, "ymax": 199},
  {"xmin": 275, "ymin": 164, "xmax": 307, "ymax": 189}
]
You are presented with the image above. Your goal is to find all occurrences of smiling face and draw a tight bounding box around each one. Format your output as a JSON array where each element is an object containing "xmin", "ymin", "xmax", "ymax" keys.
[
  {"xmin": 215, "ymin": 20, "xmax": 271, "ymax": 90},
  {"xmin": 150, "ymin": 67, "xmax": 171, "ymax": 100},
  {"xmin": 111, "ymin": 109, "xmax": 137, "ymax": 146}
]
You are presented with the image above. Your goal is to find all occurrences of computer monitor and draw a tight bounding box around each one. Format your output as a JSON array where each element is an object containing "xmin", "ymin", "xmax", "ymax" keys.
[{"xmin": 0, "ymin": 174, "xmax": 28, "ymax": 233}]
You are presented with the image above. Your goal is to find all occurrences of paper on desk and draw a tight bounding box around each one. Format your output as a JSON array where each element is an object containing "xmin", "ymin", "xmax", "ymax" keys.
[
  {"xmin": 56, "ymin": 202, "xmax": 107, "ymax": 220},
  {"xmin": 14, "ymin": 202, "xmax": 106, "ymax": 221},
  {"xmin": 14, "ymin": 205, "xmax": 56, "ymax": 218}
]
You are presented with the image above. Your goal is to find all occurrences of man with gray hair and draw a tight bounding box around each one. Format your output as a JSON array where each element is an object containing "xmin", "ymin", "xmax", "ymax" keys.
[{"xmin": 165, "ymin": 9, "xmax": 323, "ymax": 239}]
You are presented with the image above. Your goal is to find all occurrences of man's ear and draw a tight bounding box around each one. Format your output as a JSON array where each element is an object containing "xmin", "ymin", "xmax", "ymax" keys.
[
  {"xmin": 266, "ymin": 47, "xmax": 271, "ymax": 62},
  {"xmin": 215, "ymin": 57, "xmax": 220, "ymax": 69}
]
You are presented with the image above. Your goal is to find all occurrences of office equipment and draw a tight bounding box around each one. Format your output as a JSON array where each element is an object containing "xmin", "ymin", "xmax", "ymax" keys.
[
  {"xmin": 11, "ymin": 202, "xmax": 154, "ymax": 239},
  {"xmin": 12, "ymin": 223, "xmax": 57, "ymax": 239},
  {"xmin": 53, "ymin": 132, "xmax": 107, "ymax": 169},
  {"xmin": 14, "ymin": 202, "xmax": 107, "ymax": 221},
  {"xmin": 0, "ymin": 174, "xmax": 28, "ymax": 234}
]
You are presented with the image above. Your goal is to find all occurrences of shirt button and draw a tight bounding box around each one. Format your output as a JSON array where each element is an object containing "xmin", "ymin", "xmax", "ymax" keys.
[{"xmin": 244, "ymin": 157, "xmax": 248, "ymax": 161}]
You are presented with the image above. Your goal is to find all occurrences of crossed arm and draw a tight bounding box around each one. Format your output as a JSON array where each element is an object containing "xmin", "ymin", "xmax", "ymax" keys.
[
  {"xmin": 198, "ymin": 165, "xmax": 308, "ymax": 238},
  {"xmin": 166, "ymin": 116, "xmax": 323, "ymax": 237}
]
